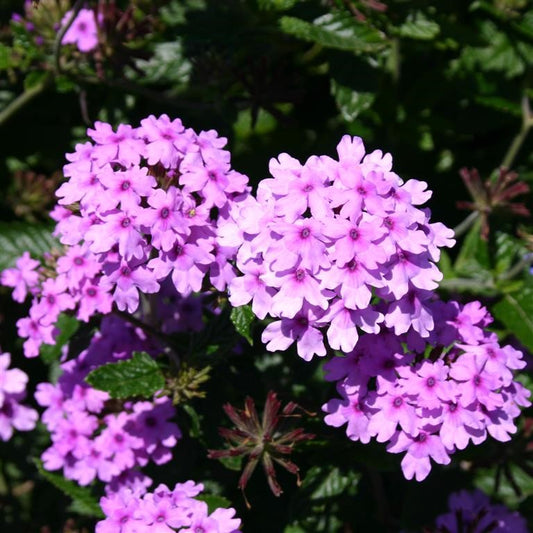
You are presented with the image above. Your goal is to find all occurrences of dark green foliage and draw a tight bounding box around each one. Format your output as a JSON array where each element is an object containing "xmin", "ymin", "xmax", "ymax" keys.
[
  {"xmin": 85, "ymin": 351, "xmax": 165, "ymax": 398},
  {"xmin": 1, "ymin": 0, "xmax": 533, "ymax": 531}
]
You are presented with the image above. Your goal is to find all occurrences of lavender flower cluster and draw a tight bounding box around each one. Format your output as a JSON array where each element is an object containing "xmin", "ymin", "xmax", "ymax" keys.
[
  {"xmin": 36, "ymin": 316, "xmax": 181, "ymax": 491},
  {"xmin": 433, "ymin": 489, "xmax": 528, "ymax": 532},
  {"xmin": 0, "ymin": 351, "xmax": 37, "ymax": 441},
  {"xmin": 97, "ymin": 481, "xmax": 241, "ymax": 532},
  {"xmin": 224, "ymin": 135, "xmax": 455, "ymax": 360},
  {"xmin": 222, "ymin": 136, "xmax": 530, "ymax": 480},
  {"xmin": 1, "ymin": 115, "xmax": 530, "ymax": 506},
  {"xmin": 323, "ymin": 300, "xmax": 530, "ymax": 480},
  {"xmin": 2, "ymin": 114, "xmax": 249, "ymax": 359}
]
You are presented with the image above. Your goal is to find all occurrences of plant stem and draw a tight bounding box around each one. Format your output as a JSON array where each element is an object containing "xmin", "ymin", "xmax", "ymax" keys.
[
  {"xmin": 0, "ymin": 73, "xmax": 52, "ymax": 127},
  {"xmin": 500, "ymin": 93, "xmax": 533, "ymax": 170},
  {"xmin": 53, "ymin": 0, "xmax": 84, "ymax": 74},
  {"xmin": 497, "ymin": 254, "xmax": 533, "ymax": 282},
  {"xmin": 453, "ymin": 211, "xmax": 479, "ymax": 238}
]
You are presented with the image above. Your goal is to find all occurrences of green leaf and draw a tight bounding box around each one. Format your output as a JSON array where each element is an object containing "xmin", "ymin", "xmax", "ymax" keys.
[
  {"xmin": 454, "ymin": 217, "xmax": 490, "ymax": 275},
  {"xmin": 309, "ymin": 467, "xmax": 359, "ymax": 500},
  {"xmin": 397, "ymin": 15, "xmax": 440, "ymax": 40},
  {"xmin": 493, "ymin": 278, "xmax": 533, "ymax": 352},
  {"xmin": 330, "ymin": 80, "xmax": 375, "ymax": 121},
  {"xmin": 230, "ymin": 305, "xmax": 254, "ymax": 345},
  {"xmin": 301, "ymin": 465, "xmax": 359, "ymax": 501},
  {"xmin": 34, "ymin": 459, "xmax": 103, "ymax": 518},
  {"xmin": 85, "ymin": 351, "xmax": 165, "ymax": 399},
  {"xmin": 136, "ymin": 41, "xmax": 191, "ymax": 86},
  {"xmin": 280, "ymin": 13, "xmax": 385, "ymax": 53},
  {"xmin": 257, "ymin": 0, "xmax": 298, "ymax": 10},
  {"xmin": 0, "ymin": 221, "xmax": 58, "ymax": 271},
  {"xmin": 475, "ymin": 463, "xmax": 533, "ymax": 509},
  {"xmin": 438, "ymin": 249, "xmax": 455, "ymax": 279},
  {"xmin": 196, "ymin": 493, "xmax": 232, "ymax": 513},
  {"xmin": 40, "ymin": 314, "xmax": 80, "ymax": 363},
  {"xmin": 0, "ymin": 43, "xmax": 13, "ymax": 70},
  {"xmin": 23, "ymin": 71, "xmax": 49, "ymax": 91},
  {"xmin": 494, "ymin": 232, "xmax": 526, "ymax": 276},
  {"xmin": 475, "ymin": 95, "xmax": 522, "ymax": 117}
]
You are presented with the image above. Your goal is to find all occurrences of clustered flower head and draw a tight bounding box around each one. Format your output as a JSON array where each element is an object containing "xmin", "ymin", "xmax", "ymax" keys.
[
  {"xmin": 0, "ymin": 351, "xmax": 38, "ymax": 441},
  {"xmin": 35, "ymin": 316, "xmax": 181, "ymax": 491},
  {"xmin": 225, "ymin": 135, "xmax": 455, "ymax": 361},
  {"xmin": 322, "ymin": 300, "xmax": 530, "ymax": 481},
  {"xmin": 1, "ymin": 116, "xmax": 531, "ymax": 497},
  {"xmin": 433, "ymin": 489, "xmax": 528, "ymax": 532},
  {"xmin": 96, "ymin": 481, "xmax": 241, "ymax": 532},
  {"xmin": 5, "ymin": 114, "xmax": 249, "ymax": 358}
]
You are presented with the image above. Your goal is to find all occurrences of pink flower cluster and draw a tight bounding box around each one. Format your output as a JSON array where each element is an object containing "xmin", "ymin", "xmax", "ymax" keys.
[
  {"xmin": 322, "ymin": 300, "xmax": 530, "ymax": 481},
  {"xmin": 0, "ymin": 351, "xmax": 37, "ymax": 441},
  {"xmin": 36, "ymin": 316, "xmax": 181, "ymax": 490},
  {"xmin": 5, "ymin": 114, "xmax": 249, "ymax": 358},
  {"xmin": 97, "ymin": 481, "xmax": 241, "ymax": 533},
  {"xmin": 224, "ymin": 135, "xmax": 455, "ymax": 360},
  {"xmin": 434, "ymin": 489, "xmax": 528, "ymax": 532}
]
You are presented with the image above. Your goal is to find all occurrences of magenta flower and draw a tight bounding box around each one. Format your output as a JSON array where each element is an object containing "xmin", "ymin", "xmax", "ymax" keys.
[{"xmin": 61, "ymin": 8, "xmax": 99, "ymax": 53}]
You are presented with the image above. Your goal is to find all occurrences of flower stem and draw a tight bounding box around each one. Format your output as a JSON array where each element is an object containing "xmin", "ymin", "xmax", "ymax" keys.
[
  {"xmin": 453, "ymin": 211, "xmax": 479, "ymax": 238},
  {"xmin": 500, "ymin": 93, "xmax": 533, "ymax": 170},
  {"xmin": 0, "ymin": 73, "xmax": 52, "ymax": 127},
  {"xmin": 53, "ymin": 0, "xmax": 84, "ymax": 74}
]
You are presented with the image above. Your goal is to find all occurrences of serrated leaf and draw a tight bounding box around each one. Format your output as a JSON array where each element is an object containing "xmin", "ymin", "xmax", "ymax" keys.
[
  {"xmin": 40, "ymin": 313, "xmax": 80, "ymax": 363},
  {"xmin": 0, "ymin": 221, "xmax": 59, "ymax": 271},
  {"xmin": 280, "ymin": 13, "xmax": 385, "ymax": 53},
  {"xmin": 331, "ymin": 80, "xmax": 374, "ymax": 121},
  {"xmin": 397, "ymin": 16, "xmax": 440, "ymax": 40},
  {"xmin": 230, "ymin": 305, "xmax": 254, "ymax": 345},
  {"xmin": 459, "ymin": 20, "xmax": 533, "ymax": 78},
  {"xmin": 136, "ymin": 41, "xmax": 191, "ymax": 86},
  {"xmin": 34, "ymin": 459, "xmax": 103, "ymax": 518},
  {"xmin": 302, "ymin": 466, "xmax": 359, "ymax": 500},
  {"xmin": 494, "ymin": 232, "xmax": 526, "ymax": 276},
  {"xmin": 493, "ymin": 280, "xmax": 533, "ymax": 352},
  {"xmin": 85, "ymin": 351, "xmax": 165, "ymax": 399}
]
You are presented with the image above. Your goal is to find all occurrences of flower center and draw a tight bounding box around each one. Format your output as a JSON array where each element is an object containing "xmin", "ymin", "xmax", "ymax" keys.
[
  {"xmin": 121, "ymin": 181, "xmax": 130, "ymax": 191},
  {"xmin": 121, "ymin": 217, "xmax": 131, "ymax": 228},
  {"xmin": 301, "ymin": 227, "xmax": 310, "ymax": 239},
  {"xmin": 295, "ymin": 268, "xmax": 305, "ymax": 281},
  {"xmin": 393, "ymin": 397, "xmax": 403, "ymax": 407},
  {"xmin": 426, "ymin": 377, "xmax": 436, "ymax": 388},
  {"xmin": 160, "ymin": 207, "xmax": 170, "ymax": 219}
]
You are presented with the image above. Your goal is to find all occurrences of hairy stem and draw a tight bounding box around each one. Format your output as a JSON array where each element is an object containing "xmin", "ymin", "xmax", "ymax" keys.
[
  {"xmin": 453, "ymin": 211, "xmax": 479, "ymax": 238},
  {"xmin": 0, "ymin": 73, "xmax": 52, "ymax": 127},
  {"xmin": 53, "ymin": 0, "xmax": 84, "ymax": 74},
  {"xmin": 500, "ymin": 93, "xmax": 533, "ymax": 170}
]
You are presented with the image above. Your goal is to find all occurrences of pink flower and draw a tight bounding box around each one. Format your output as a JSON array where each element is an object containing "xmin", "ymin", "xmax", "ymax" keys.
[{"xmin": 61, "ymin": 8, "xmax": 99, "ymax": 53}]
